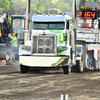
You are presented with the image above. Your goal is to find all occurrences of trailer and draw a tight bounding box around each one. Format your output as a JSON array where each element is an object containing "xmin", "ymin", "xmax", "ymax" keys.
[{"xmin": 76, "ymin": 3, "xmax": 100, "ymax": 70}]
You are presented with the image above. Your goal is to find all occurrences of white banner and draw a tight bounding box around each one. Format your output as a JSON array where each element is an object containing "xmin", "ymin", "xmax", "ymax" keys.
[
  {"xmin": 86, "ymin": 44, "xmax": 100, "ymax": 49},
  {"xmin": 76, "ymin": 33, "xmax": 98, "ymax": 42}
]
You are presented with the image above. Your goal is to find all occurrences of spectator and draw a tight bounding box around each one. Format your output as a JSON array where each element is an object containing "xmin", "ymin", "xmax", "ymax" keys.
[
  {"xmin": 6, "ymin": 33, "xmax": 12, "ymax": 64},
  {"xmin": 11, "ymin": 32, "xmax": 17, "ymax": 63},
  {"xmin": 80, "ymin": 19, "xmax": 90, "ymax": 28}
]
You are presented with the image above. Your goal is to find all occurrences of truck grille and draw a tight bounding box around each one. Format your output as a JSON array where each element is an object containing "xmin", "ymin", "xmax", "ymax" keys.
[{"xmin": 32, "ymin": 35, "xmax": 57, "ymax": 55}]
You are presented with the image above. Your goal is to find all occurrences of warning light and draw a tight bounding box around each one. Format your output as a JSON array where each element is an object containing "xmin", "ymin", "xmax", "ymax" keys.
[
  {"xmin": 95, "ymin": 5, "xmax": 98, "ymax": 9},
  {"xmin": 42, "ymin": 32, "xmax": 46, "ymax": 36},
  {"xmin": 15, "ymin": 13, "xmax": 18, "ymax": 15},
  {"xmin": 81, "ymin": 6, "xmax": 92, "ymax": 10}
]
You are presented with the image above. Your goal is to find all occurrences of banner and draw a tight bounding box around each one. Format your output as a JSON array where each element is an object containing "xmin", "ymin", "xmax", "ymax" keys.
[{"xmin": 76, "ymin": 33, "xmax": 98, "ymax": 42}]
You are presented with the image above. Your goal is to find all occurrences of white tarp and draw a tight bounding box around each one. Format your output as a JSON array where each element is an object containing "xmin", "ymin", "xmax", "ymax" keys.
[{"xmin": 0, "ymin": 13, "xmax": 6, "ymax": 23}]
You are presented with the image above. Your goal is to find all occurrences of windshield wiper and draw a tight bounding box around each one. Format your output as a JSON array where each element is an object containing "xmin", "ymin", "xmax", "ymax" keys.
[{"xmin": 33, "ymin": 28, "xmax": 47, "ymax": 30}]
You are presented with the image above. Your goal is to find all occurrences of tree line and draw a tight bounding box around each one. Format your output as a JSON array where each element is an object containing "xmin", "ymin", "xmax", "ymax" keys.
[
  {"xmin": 0, "ymin": 0, "xmax": 99, "ymax": 13},
  {"xmin": 0, "ymin": 0, "xmax": 70, "ymax": 13}
]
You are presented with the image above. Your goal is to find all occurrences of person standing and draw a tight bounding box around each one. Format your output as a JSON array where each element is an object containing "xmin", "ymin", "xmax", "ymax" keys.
[
  {"xmin": 11, "ymin": 32, "xmax": 17, "ymax": 63},
  {"xmin": 6, "ymin": 33, "xmax": 12, "ymax": 64},
  {"xmin": 80, "ymin": 19, "xmax": 90, "ymax": 28}
]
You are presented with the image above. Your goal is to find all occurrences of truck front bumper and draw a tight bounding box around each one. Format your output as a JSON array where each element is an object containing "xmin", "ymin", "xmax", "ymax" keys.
[{"xmin": 19, "ymin": 55, "xmax": 69, "ymax": 67}]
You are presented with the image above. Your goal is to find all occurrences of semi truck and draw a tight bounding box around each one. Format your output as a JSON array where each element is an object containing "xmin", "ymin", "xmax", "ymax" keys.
[
  {"xmin": 18, "ymin": 0, "xmax": 85, "ymax": 74},
  {"xmin": 19, "ymin": 0, "xmax": 100, "ymax": 74},
  {"xmin": 19, "ymin": 14, "xmax": 84, "ymax": 74}
]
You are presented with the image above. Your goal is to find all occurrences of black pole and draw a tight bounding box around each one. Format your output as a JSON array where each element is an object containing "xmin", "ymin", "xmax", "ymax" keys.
[
  {"xmin": 74, "ymin": 0, "xmax": 76, "ymax": 56},
  {"xmin": 28, "ymin": 0, "xmax": 31, "ymax": 29},
  {"xmin": 28, "ymin": 0, "xmax": 31, "ymax": 15},
  {"xmin": 75, "ymin": 0, "xmax": 76, "ymax": 20}
]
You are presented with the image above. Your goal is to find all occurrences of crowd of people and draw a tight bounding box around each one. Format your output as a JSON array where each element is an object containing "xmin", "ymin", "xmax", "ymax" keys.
[{"xmin": 6, "ymin": 32, "xmax": 17, "ymax": 65}]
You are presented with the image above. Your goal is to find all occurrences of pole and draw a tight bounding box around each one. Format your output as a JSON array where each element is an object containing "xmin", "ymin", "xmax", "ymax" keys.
[
  {"xmin": 72, "ymin": 0, "xmax": 76, "ymax": 64},
  {"xmin": 24, "ymin": 0, "xmax": 31, "ymax": 43}
]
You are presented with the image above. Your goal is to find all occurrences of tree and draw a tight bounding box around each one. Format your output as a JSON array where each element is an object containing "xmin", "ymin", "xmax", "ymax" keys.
[
  {"xmin": 86, "ymin": 0, "xmax": 100, "ymax": 2},
  {"xmin": 31, "ymin": 0, "xmax": 46, "ymax": 13},
  {"xmin": 0, "ymin": 0, "xmax": 11, "ymax": 9},
  {"xmin": 94, "ymin": 0, "xmax": 99, "ymax": 2},
  {"xmin": 52, "ymin": 0, "xmax": 70, "ymax": 12},
  {"xmin": 0, "ymin": 0, "xmax": 70, "ymax": 14},
  {"xmin": 31, "ymin": 0, "xmax": 70, "ymax": 13},
  {"xmin": 65, "ymin": 0, "xmax": 72, "ymax": 7},
  {"xmin": 11, "ymin": 0, "xmax": 26, "ymax": 9},
  {"xmin": 8, "ymin": 16, "xmax": 11, "ymax": 24}
]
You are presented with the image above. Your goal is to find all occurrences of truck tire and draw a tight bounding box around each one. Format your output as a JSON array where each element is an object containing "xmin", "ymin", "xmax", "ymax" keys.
[
  {"xmin": 79, "ymin": 55, "xmax": 83, "ymax": 73},
  {"xmin": 71, "ymin": 60, "xmax": 83, "ymax": 73},
  {"xmin": 63, "ymin": 66, "xmax": 70, "ymax": 74},
  {"xmin": 71, "ymin": 50, "xmax": 83, "ymax": 73},
  {"xmin": 78, "ymin": 50, "xmax": 84, "ymax": 72},
  {"xmin": 20, "ymin": 65, "xmax": 28, "ymax": 73},
  {"xmin": 77, "ymin": 59, "xmax": 83, "ymax": 73}
]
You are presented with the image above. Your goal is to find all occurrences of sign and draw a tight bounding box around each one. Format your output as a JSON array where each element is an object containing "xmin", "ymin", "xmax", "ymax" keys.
[
  {"xmin": 77, "ymin": 28, "xmax": 92, "ymax": 33},
  {"xmin": 77, "ymin": 10, "xmax": 97, "ymax": 19},
  {"xmin": 87, "ymin": 44, "xmax": 100, "ymax": 49},
  {"xmin": 76, "ymin": 33, "xmax": 98, "ymax": 42}
]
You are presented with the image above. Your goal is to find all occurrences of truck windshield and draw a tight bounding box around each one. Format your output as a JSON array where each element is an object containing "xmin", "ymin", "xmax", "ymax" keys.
[
  {"xmin": 33, "ymin": 22, "xmax": 65, "ymax": 30},
  {"xmin": 13, "ymin": 18, "xmax": 25, "ymax": 34},
  {"xmin": 12, "ymin": 18, "xmax": 25, "ymax": 40}
]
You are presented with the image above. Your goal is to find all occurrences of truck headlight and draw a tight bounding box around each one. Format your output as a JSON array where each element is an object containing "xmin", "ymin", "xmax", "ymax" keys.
[
  {"xmin": 57, "ymin": 46, "xmax": 67, "ymax": 51},
  {"xmin": 21, "ymin": 46, "xmax": 31, "ymax": 51}
]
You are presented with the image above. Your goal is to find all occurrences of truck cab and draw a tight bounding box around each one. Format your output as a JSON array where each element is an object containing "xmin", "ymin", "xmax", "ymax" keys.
[
  {"xmin": 11, "ymin": 15, "xmax": 26, "ymax": 60},
  {"xmin": 19, "ymin": 15, "xmax": 78, "ymax": 74}
]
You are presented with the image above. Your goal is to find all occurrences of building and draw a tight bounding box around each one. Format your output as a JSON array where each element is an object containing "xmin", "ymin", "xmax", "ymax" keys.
[{"xmin": 6, "ymin": 8, "xmax": 41, "ymax": 17}]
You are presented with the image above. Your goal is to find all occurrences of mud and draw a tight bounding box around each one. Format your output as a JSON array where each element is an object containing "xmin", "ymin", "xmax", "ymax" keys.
[{"xmin": 0, "ymin": 63, "xmax": 100, "ymax": 100}]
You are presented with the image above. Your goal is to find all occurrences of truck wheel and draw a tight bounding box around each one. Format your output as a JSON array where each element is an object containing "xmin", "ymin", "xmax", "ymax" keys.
[
  {"xmin": 79, "ymin": 56, "xmax": 83, "ymax": 73},
  {"xmin": 71, "ymin": 55, "xmax": 83, "ymax": 73},
  {"xmin": 20, "ymin": 65, "xmax": 28, "ymax": 73},
  {"xmin": 63, "ymin": 66, "xmax": 70, "ymax": 74},
  {"xmin": 78, "ymin": 50, "xmax": 84, "ymax": 72}
]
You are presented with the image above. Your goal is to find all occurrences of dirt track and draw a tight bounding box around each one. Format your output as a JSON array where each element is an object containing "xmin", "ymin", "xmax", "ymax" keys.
[{"xmin": 0, "ymin": 63, "xmax": 100, "ymax": 100}]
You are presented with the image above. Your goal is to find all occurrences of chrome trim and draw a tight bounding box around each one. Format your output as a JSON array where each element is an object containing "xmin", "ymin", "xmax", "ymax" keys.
[{"xmin": 32, "ymin": 34, "xmax": 57, "ymax": 55}]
